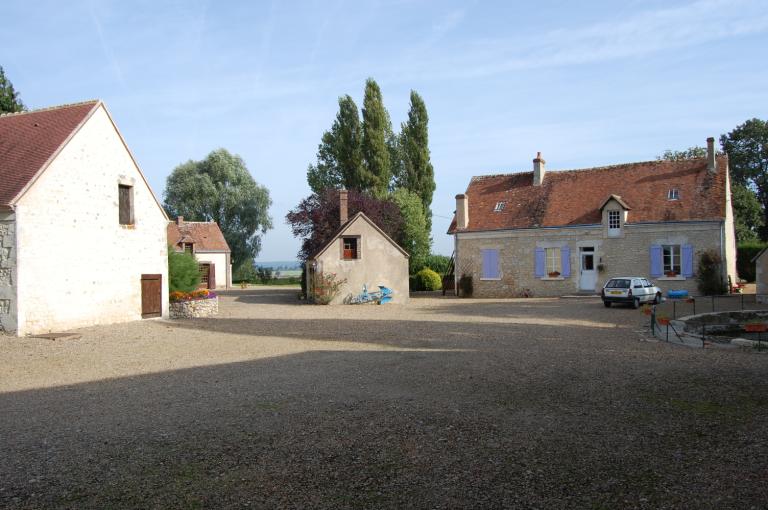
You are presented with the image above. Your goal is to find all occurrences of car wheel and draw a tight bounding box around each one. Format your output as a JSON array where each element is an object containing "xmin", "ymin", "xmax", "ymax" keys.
[
  {"xmin": 632, "ymin": 298, "xmax": 640, "ymax": 309},
  {"xmin": 603, "ymin": 301, "xmax": 611, "ymax": 308}
]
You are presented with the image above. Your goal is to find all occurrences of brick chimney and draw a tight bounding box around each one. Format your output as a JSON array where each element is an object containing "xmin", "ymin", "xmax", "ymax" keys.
[
  {"xmin": 707, "ymin": 137, "xmax": 717, "ymax": 172},
  {"xmin": 533, "ymin": 152, "xmax": 546, "ymax": 186},
  {"xmin": 176, "ymin": 216, "xmax": 184, "ymax": 225},
  {"xmin": 339, "ymin": 189, "xmax": 348, "ymax": 226},
  {"xmin": 455, "ymin": 194, "xmax": 469, "ymax": 229}
]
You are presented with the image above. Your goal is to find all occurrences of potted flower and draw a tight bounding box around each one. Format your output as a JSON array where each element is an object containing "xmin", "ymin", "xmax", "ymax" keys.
[
  {"xmin": 657, "ymin": 314, "xmax": 670, "ymax": 326},
  {"xmin": 665, "ymin": 270, "xmax": 678, "ymax": 277},
  {"xmin": 596, "ymin": 263, "xmax": 606, "ymax": 273},
  {"xmin": 641, "ymin": 304, "xmax": 652, "ymax": 316},
  {"xmin": 548, "ymin": 271, "xmax": 561, "ymax": 277},
  {"xmin": 744, "ymin": 321, "xmax": 767, "ymax": 333}
]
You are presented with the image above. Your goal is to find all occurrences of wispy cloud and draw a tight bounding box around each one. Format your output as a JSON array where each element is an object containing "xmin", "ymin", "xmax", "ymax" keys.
[
  {"xmin": 87, "ymin": 1, "xmax": 127, "ymax": 89},
  {"xmin": 386, "ymin": 0, "xmax": 768, "ymax": 81}
]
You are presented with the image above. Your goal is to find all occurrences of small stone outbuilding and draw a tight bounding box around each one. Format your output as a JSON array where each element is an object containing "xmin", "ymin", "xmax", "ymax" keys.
[
  {"xmin": 168, "ymin": 217, "xmax": 232, "ymax": 289},
  {"xmin": 752, "ymin": 248, "xmax": 768, "ymax": 303},
  {"xmin": 306, "ymin": 191, "xmax": 409, "ymax": 304}
]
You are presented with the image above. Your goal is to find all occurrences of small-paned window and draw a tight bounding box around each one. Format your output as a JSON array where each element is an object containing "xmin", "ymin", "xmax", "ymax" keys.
[
  {"xmin": 663, "ymin": 244, "xmax": 681, "ymax": 274},
  {"xmin": 494, "ymin": 201, "xmax": 506, "ymax": 212},
  {"xmin": 545, "ymin": 247, "xmax": 561, "ymax": 274},
  {"xmin": 118, "ymin": 184, "xmax": 134, "ymax": 225},
  {"xmin": 608, "ymin": 210, "xmax": 621, "ymax": 229},
  {"xmin": 184, "ymin": 243, "xmax": 194, "ymax": 254},
  {"xmin": 342, "ymin": 237, "xmax": 358, "ymax": 259},
  {"xmin": 667, "ymin": 188, "xmax": 680, "ymax": 200}
]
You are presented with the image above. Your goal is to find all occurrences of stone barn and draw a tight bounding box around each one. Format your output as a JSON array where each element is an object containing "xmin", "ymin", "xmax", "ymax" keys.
[{"xmin": 0, "ymin": 100, "xmax": 169, "ymax": 335}]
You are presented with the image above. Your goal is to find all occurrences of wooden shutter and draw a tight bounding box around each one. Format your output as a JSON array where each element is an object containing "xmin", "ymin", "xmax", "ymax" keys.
[
  {"xmin": 560, "ymin": 246, "xmax": 571, "ymax": 277},
  {"xmin": 208, "ymin": 263, "xmax": 216, "ymax": 289},
  {"xmin": 682, "ymin": 244, "xmax": 694, "ymax": 277},
  {"xmin": 534, "ymin": 248, "xmax": 545, "ymax": 277},
  {"xmin": 649, "ymin": 245, "xmax": 663, "ymax": 277},
  {"xmin": 481, "ymin": 249, "xmax": 499, "ymax": 279}
]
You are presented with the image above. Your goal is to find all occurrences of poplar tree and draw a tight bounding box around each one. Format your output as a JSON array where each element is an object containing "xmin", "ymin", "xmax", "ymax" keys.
[
  {"xmin": 0, "ymin": 66, "xmax": 25, "ymax": 114},
  {"xmin": 396, "ymin": 90, "xmax": 435, "ymax": 230},
  {"xmin": 361, "ymin": 78, "xmax": 392, "ymax": 196}
]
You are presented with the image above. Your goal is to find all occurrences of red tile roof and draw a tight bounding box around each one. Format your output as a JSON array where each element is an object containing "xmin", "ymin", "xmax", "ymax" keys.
[
  {"xmin": 0, "ymin": 101, "xmax": 100, "ymax": 207},
  {"xmin": 168, "ymin": 219, "xmax": 231, "ymax": 253},
  {"xmin": 448, "ymin": 156, "xmax": 728, "ymax": 234}
]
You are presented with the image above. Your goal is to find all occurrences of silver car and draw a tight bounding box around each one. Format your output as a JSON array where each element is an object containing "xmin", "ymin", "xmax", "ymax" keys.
[{"xmin": 601, "ymin": 276, "xmax": 662, "ymax": 308}]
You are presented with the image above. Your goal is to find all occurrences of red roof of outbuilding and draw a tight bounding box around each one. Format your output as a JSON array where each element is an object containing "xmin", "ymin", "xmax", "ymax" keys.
[
  {"xmin": 448, "ymin": 157, "xmax": 728, "ymax": 234},
  {"xmin": 168, "ymin": 220, "xmax": 231, "ymax": 253},
  {"xmin": 0, "ymin": 101, "xmax": 99, "ymax": 207}
]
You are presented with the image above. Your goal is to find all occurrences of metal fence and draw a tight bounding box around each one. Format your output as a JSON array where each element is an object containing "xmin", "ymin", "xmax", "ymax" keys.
[{"xmin": 653, "ymin": 293, "xmax": 768, "ymax": 320}]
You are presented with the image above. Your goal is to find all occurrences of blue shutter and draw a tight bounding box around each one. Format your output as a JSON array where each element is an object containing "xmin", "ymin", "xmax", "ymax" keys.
[
  {"xmin": 682, "ymin": 244, "xmax": 694, "ymax": 277},
  {"xmin": 649, "ymin": 245, "xmax": 663, "ymax": 277},
  {"xmin": 482, "ymin": 249, "xmax": 500, "ymax": 279},
  {"xmin": 560, "ymin": 246, "xmax": 571, "ymax": 277},
  {"xmin": 534, "ymin": 248, "xmax": 545, "ymax": 277}
]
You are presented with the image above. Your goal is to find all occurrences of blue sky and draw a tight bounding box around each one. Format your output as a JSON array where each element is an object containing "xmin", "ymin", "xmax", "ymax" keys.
[{"xmin": 3, "ymin": 0, "xmax": 767, "ymax": 261}]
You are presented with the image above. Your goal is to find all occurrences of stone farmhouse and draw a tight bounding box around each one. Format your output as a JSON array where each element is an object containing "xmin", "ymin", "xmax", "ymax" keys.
[
  {"xmin": 306, "ymin": 190, "xmax": 409, "ymax": 304},
  {"xmin": 0, "ymin": 100, "xmax": 169, "ymax": 335},
  {"xmin": 448, "ymin": 138, "xmax": 737, "ymax": 298},
  {"xmin": 168, "ymin": 217, "xmax": 232, "ymax": 290}
]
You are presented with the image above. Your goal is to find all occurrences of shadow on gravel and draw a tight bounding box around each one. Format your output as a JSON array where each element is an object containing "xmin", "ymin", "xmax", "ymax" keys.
[
  {"xmin": 1, "ymin": 342, "xmax": 767, "ymax": 509},
  {"xmin": 219, "ymin": 288, "xmax": 301, "ymax": 305}
]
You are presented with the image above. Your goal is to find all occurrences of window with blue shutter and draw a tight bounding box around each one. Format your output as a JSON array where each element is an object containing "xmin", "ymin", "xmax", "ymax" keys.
[
  {"xmin": 650, "ymin": 245, "xmax": 663, "ymax": 277},
  {"xmin": 481, "ymin": 249, "xmax": 500, "ymax": 279},
  {"xmin": 681, "ymin": 244, "xmax": 694, "ymax": 277},
  {"xmin": 534, "ymin": 248, "xmax": 545, "ymax": 277},
  {"xmin": 560, "ymin": 246, "xmax": 571, "ymax": 277}
]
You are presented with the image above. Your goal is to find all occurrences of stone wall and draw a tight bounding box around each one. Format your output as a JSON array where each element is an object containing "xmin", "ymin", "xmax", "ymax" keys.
[
  {"xmin": 170, "ymin": 296, "xmax": 219, "ymax": 318},
  {"xmin": 455, "ymin": 221, "xmax": 734, "ymax": 298},
  {"xmin": 0, "ymin": 214, "xmax": 16, "ymax": 333}
]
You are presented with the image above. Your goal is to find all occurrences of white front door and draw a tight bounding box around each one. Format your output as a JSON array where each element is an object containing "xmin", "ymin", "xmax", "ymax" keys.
[{"xmin": 579, "ymin": 247, "xmax": 597, "ymax": 291}]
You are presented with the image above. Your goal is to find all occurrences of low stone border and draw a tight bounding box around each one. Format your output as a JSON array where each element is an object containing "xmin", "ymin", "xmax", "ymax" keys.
[{"xmin": 170, "ymin": 296, "xmax": 219, "ymax": 319}]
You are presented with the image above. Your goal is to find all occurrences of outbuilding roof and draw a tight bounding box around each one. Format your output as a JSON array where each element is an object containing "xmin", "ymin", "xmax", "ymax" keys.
[
  {"xmin": 168, "ymin": 219, "xmax": 231, "ymax": 253},
  {"xmin": 448, "ymin": 156, "xmax": 728, "ymax": 234},
  {"xmin": 0, "ymin": 100, "xmax": 100, "ymax": 207},
  {"xmin": 309, "ymin": 212, "xmax": 409, "ymax": 260}
]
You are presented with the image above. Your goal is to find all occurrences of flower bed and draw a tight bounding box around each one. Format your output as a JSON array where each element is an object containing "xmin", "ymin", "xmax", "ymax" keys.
[{"xmin": 170, "ymin": 289, "xmax": 218, "ymax": 318}]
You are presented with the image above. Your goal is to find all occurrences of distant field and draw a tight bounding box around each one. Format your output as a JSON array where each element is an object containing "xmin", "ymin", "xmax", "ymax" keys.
[{"xmin": 273, "ymin": 270, "xmax": 302, "ymax": 279}]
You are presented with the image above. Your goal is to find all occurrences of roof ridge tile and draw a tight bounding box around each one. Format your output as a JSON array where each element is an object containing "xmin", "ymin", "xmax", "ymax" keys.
[{"xmin": 0, "ymin": 99, "xmax": 100, "ymax": 119}]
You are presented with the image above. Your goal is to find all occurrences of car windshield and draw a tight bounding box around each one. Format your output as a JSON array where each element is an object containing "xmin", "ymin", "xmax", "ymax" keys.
[{"xmin": 606, "ymin": 279, "xmax": 631, "ymax": 289}]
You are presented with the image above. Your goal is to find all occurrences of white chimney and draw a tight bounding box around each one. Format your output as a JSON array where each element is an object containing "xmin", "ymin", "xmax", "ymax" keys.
[
  {"xmin": 339, "ymin": 189, "xmax": 349, "ymax": 225},
  {"xmin": 533, "ymin": 152, "xmax": 546, "ymax": 186},
  {"xmin": 707, "ymin": 137, "xmax": 717, "ymax": 172},
  {"xmin": 455, "ymin": 194, "xmax": 469, "ymax": 230}
]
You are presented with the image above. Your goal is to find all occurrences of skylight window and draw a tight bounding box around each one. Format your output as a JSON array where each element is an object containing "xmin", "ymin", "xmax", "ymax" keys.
[
  {"xmin": 494, "ymin": 201, "xmax": 506, "ymax": 212},
  {"xmin": 667, "ymin": 188, "xmax": 680, "ymax": 200}
]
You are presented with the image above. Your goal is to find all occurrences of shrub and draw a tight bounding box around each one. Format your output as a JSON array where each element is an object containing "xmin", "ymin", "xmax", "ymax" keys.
[
  {"xmin": 233, "ymin": 260, "xmax": 257, "ymax": 284},
  {"xmin": 417, "ymin": 254, "xmax": 452, "ymax": 276},
  {"xmin": 697, "ymin": 249, "xmax": 728, "ymax": 295},
  {"xmin": 168, "ymin": 249, "xmax": 200, "ymax": 293},
  {"xmin": 312, "ymin": 272, "xmax": 347, "ymax": 304},
  {"xmin": 737, "ymin": 242, "xmax": 767, "ymax": 282},
  {"xmin": 414, "ymin": 268, "xmax": 442, "ymax": 291}
]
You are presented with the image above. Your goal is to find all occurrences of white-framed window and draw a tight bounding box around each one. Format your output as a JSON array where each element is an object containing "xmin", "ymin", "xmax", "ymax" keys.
[
  {"xmin": 608, "ymin": 210, "xmax": 620, "ymax": 229},
  {"xmin": 667, "ymin": 188, "xmax": 680, "ymax": 200},
  {"xmin": 663, "ymin": 244, "xmax": 681, "ymax": 274},
  {"xmin": 494, "ymin": 201, "xmax": 506, "ymax": 212},
  {"xmin": 545, "ymin": 247, "xmax": 561, "ymax": 274}
]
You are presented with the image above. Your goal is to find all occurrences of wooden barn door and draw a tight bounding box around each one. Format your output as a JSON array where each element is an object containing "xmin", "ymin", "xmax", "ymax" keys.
[{"xmin": 141, "ymin": 274, "xmax": 162, "ymax": 318}]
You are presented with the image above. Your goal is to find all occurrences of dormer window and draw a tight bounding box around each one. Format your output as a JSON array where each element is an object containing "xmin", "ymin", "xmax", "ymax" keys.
[
  {"xmin": 494, "ymin": 201, "xmax": 506, "ymax": 212},
  {"xmin": 183, "ymin": 243, "xmax": 194, "ymax": 254},
  {"xmin": 668, "ymin": 188, "xmax": 680, "ymax": 200}
]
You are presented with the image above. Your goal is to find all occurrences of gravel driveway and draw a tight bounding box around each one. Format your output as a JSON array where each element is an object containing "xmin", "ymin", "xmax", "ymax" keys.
[{"xmin": 1, "ymin": 288, "xmax": 766, "ymax": 509}]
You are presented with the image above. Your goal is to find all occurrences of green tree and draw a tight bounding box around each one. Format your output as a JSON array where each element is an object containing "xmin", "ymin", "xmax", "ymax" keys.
[
  {"xmin": 307, "ymin": 95, "xmax": 366, "ymax": 193},
  {"xmin": 731, "ymin": 182, "xmax": 763, "ymax": 242},
  {"xmin": 396, "ymin": 90, "xmax": 435, "ymax": 230},
  {"xmin": 721, "ymin": 119, "xmax": 768, "ymax": 238},
  {"xmin": 0, "ymin": 66, "xmax": 25, "ymax": 113},
  {"xmin": 164, "ymin": 148, "xmax": 273, "ymax": 269},
  {"xmin": 391, "ymin": 188, "xmax": 430, "ymax": 273},
  {"xmin": 361, "ymin": 78, "xmax": 392, "ymax": 196},
  {"xmin": 657, "ymin": 146, "xmax": 708, "ymax": 161},
  {"xmin": 168, "ymin": 250, "xmax": 201, "ymax": 293}
]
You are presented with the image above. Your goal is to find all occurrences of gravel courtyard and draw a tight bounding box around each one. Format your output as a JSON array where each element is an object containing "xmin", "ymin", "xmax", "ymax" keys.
[{"xmin": 1, "ymin": 288, "xmax": 766, "ymax": 509}]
